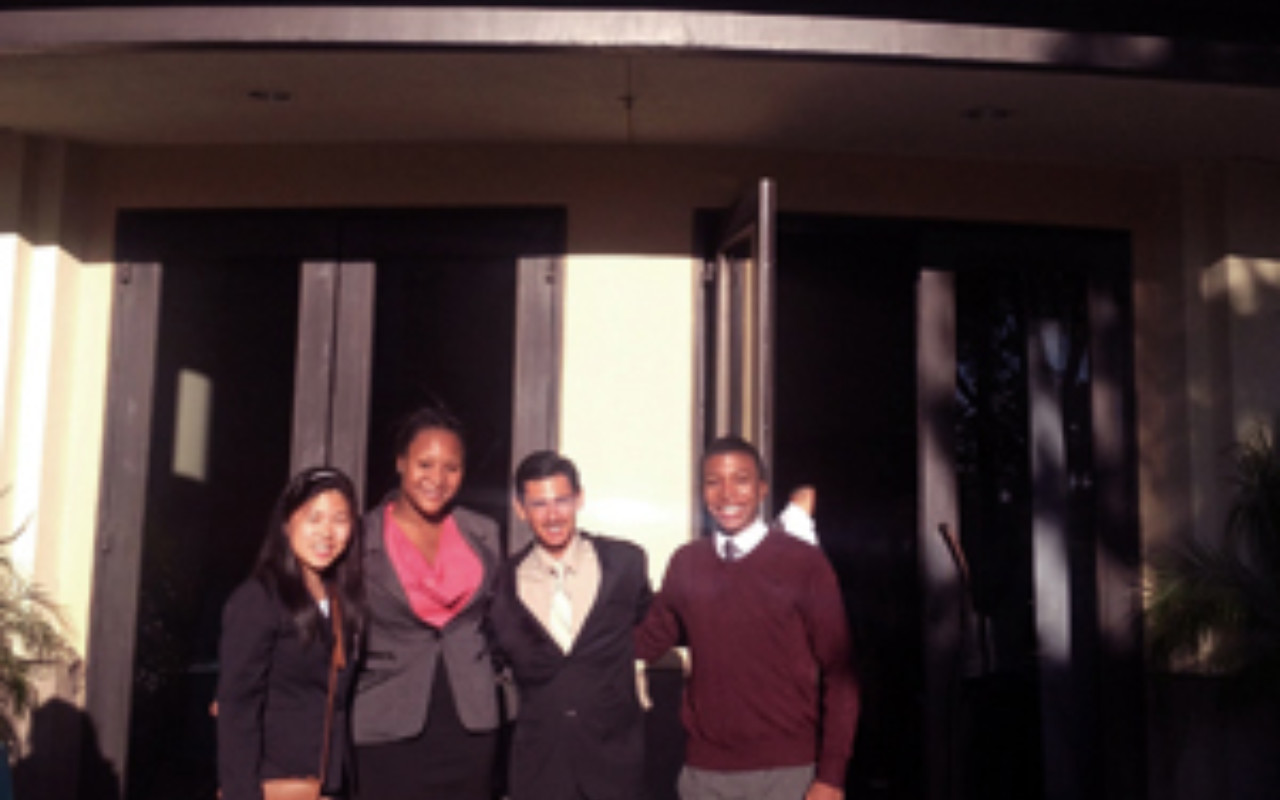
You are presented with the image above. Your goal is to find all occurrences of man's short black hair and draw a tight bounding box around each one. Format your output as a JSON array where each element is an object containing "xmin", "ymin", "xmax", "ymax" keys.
[
  {"xmin": 514, "ymin": 450, "xmax": 582, "ymax": 500},
  {"xmin": 702, "ymin": 435, "xmax": 768, "ymax": 480}
]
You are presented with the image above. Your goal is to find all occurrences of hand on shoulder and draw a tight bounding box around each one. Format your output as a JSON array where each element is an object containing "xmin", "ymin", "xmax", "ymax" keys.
[
  {"xmin": 805, "ymin": 781, "xmax": 844, "ymax": 800},
  {"xmin": 789, "ymin": 485, "xmax": 816, "ymax": 516}
]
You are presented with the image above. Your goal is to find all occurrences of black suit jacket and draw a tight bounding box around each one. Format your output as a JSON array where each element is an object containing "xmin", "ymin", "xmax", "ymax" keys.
[
  {"xmin": 488, "ymin": 533, "xmax": 653, "ymax": 800},
  {"xmin": 217, "ymin": 578, "xmax": 358, "ymax": 800}
]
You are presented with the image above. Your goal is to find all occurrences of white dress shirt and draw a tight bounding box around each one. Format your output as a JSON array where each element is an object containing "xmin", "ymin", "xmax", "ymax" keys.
[{"xmin": 713, "ymin": 502, "xmax": 818, "ymax": 560}]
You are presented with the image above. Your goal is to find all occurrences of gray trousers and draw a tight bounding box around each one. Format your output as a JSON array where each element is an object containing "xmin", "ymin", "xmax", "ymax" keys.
[{"xmin": 677, "ymin": 764, "xmax": 816, "ymax": 800}]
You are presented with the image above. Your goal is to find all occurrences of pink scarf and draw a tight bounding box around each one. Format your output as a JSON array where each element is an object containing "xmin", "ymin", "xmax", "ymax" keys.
[{"xmin": 383, "ymin": 505, "xmax": 482, "ymax": 628}]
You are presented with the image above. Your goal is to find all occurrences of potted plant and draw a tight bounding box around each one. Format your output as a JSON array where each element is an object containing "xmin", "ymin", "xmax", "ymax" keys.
[
  {"xmin": 1147, "ymin": 423, "xmax": 1280, "ymax": 798},
  {"xmin": 0, "ymin": 499, "xmax": 75, "ymax": 765},
  {"xmin": 1148, "ymin": 424, "xmax": 1280, "ymax": 683}
]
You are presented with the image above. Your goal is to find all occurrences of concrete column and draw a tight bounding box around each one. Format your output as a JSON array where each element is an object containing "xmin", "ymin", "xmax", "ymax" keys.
[
  {"xmin": 1179, "ymin": 162, "xmax": 1234, "ymax": 546},
  {"xmin": 1222, "ymin": 163, "xmax": 1280, "ymax": 438}
]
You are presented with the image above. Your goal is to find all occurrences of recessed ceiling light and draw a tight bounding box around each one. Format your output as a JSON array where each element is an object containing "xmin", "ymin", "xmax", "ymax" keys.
[
  {"xmin": 962, "ymin": 105, "xmax": 1012, "ymax": 122},
  {"xmin": 248, "ymin": 89, "xmax": 293, "ymax": 103}
]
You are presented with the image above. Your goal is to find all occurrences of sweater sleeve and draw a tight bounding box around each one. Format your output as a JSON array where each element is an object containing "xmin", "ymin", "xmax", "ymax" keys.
[
  {"xmin": 633, "ymin": 551, "xmax": 682, "ymax": 662},
  {"xmin": 803, "ymin": 556, "xmax": 861, "ymax": 787},
  {"xmin": 633, "ymin": 547, "xmax": 654, "ymax": 625},
  {"xmin": 217, "ymin": 580, "xmax": 276, "ymax": 800}
]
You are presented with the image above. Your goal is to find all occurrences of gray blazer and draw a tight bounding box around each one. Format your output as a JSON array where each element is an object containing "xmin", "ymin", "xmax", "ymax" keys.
[{"xmin": 351, "ymin": 499, "xmax": 502, "ymax": 745}]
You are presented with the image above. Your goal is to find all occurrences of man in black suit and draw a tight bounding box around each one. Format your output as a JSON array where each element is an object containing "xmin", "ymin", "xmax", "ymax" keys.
[{"xmin": 488, "ymin": 450, "xmax": 653, "ymax": 800}]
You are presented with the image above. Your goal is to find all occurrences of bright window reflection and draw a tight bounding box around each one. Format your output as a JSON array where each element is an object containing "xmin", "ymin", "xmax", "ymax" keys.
[{"xmin": 172, "ymin": 368, "xmax": 212, "ymax": 482}]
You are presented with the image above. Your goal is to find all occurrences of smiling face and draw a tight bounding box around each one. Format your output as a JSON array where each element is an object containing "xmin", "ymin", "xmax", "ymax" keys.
[
  {"xmin": 702, "ymin": 451, "xmax": 768, "ymax": 536},
  {"xmin": 516, "ymin": 473, "xmax": 583, "ymax": 558},
  {"xmin": 396, "ymin": 426, "xmax": 465, "ymax": 520},
  {"xmin": 285, "ymin": 489, "xmax": 354, "ymax": 582}
]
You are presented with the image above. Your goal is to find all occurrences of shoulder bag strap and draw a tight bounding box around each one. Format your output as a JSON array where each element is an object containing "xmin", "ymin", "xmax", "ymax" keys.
[{"xmin": 317, "ymin": 592, "xmax": 345, "ymax": 785}]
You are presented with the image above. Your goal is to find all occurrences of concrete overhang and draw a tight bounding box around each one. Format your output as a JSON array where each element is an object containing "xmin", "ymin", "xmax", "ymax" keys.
[{"xmin": 0, "ymin": 6, "xmax": 1278, "ymax": 162}]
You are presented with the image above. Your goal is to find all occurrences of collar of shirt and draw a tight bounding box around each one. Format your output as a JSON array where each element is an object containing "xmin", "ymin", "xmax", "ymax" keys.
[
  {"xmin": 517, "ymin": 531, "xmax": 601, "ymax": 647},
  {"xmin": 715, "ymin": 516, "xmax": 768, "ymax": 560},
  {"xmin": 531, "ymin": 530, "xmax": 589, "ymax": 575}
]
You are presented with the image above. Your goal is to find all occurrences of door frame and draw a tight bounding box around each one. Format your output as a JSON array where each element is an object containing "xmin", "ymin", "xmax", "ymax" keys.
[
  {"xmin": 698, "ymin": 178, "xmax": 777, "ymax": 525},
  {"xmin": 88, "ymin": 258, "xmax": 364, "ymax": 794},
  {"xmin": 914, "ymin": 228, "xmax": 1143, "ymax": 800},
  {"xmin": 87, "ymin": 262, "xmax": 163, "ymax": 788},
  {"xmin": 508, "ymin": 255, "xmax": 563, "ymax": 554},
  {"xmin": 86, "ymin": 211, "xmax": 564, "ymax": 794},
  {"xmin": 291, "ymin": 260, "xmax": 376, "ymax": 497},
  {"xmin": 916, "ymin": 268, "xmax": 965, "ymax": 800}
]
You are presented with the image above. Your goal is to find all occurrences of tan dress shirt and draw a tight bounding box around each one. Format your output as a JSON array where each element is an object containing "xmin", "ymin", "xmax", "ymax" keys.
[{"xmin": 516, "ymin": 532, "xmax": 601, "ymax": 650}]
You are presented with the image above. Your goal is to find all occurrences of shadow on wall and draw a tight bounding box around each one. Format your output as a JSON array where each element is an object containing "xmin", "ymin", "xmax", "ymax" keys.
[{"xmin": 12, "ymin": 698, "xmax": 120, "ymax": 800}]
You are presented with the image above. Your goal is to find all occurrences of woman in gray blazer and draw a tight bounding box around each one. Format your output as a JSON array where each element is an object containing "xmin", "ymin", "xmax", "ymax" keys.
[{"xmin": 352, "ymin": 407, "xmax": 502, "ymax": 800}]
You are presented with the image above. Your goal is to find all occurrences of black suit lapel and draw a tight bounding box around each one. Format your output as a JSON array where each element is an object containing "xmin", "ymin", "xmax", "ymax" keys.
[
  {"xmin": 574, "ymin": 533, "xmax": 617, "ymax": 643},
  {"xmin": 500, "ymin": 545, "xmax": 565, "ymax": 656}
]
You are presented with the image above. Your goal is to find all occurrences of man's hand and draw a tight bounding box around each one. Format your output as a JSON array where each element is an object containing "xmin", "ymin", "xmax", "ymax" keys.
[
  {"xmin": 635, "ymin": 660, "xmax": 653, "ymax": 710},
  {"xmin": 789, "ymin": 485, "xmax": 816, "ymax": 516},
  {"xmin": 804, "ymin": 780, "xmax": 843, "ymax": 800}
]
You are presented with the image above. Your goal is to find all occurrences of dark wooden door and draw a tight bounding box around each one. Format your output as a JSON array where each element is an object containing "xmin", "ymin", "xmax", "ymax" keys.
[{"xmin": 90, "ymin": 207, "xmax": 565, "ymax": 800}]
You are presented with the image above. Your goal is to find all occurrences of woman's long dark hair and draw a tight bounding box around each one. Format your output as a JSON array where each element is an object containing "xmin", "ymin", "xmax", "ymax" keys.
[{"xmin": 254, "ymin": 466, "xmax": 367, "ymax": 647}]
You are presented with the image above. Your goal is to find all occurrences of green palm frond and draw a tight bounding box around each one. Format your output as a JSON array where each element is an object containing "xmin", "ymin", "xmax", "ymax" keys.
[
  {"xmin": 1147, "ymin": 424, "xmax": 1280, "ymax": 692},
  {"xmin": 0, "ymin": 491, "xmax": 76, "ymax": 757},
  {"xmin": 1225, "ymin": 428, "xmax": 1280, "ymax": 569}
]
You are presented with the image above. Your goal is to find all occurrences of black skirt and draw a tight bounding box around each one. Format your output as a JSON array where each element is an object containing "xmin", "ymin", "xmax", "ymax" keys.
[{"xmin": 354, "ymin": 661, "xmax": 498, "ymax": 800}]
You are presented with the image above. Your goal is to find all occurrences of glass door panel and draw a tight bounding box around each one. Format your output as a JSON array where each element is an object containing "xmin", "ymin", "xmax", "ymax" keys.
[
  {"xmin": 363, "ymin": 255, "xmax": 517, "ymax": 529},
  {"xmin": 774, "ymin": 214, "xmax": 921, "ymax": 800},
  {"xmin": 345, "ymin": 208, "xmax": 566, "ymax": 550},
  {"xmin": 771, "ymin": 214, "xmax": 1138, "ymax": 800},
  {"xmin": 704, "ymin": 178, "xmax": 776, "ymax": 462},
  {"xmin": 126, "ymin": 258, "xmax": 299, "ymax": 800},
  {"xmin": 919, "ymin": 226, "xmax": 1140, "ymax": 800},
  {"xmin": 98, "ymin": 207, "xmax": 565, "ymax": 800}
]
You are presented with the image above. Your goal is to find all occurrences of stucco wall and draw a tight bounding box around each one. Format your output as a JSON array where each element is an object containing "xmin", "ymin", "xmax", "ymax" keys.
[
  {"xmin": 83, "ymin": 139, "xmax": 1193, "ymax": 540},
  {"xmin": 0, "ymin": 134, "xmax": 110, "ymax": 660},
  {"xmin": 558, "ymin": 255, "xmax": 699, "ymax": 585},
  {"xmin": 4, "ymin": 136, "xmax": 1214, "ymax": 666},
  {"xmin": 1179, "ymin": 161, "xmax": 1280, "ymax": 546}
]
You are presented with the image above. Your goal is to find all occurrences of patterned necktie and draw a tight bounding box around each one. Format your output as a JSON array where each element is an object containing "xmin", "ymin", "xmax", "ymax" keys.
[{"xmin": 549, "ymin": 562, "xmax": 574, "ymax": 652}]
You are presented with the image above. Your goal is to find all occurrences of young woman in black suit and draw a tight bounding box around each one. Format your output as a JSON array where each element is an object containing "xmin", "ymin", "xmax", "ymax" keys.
[{"xmin": 217, "ymin": 467, "xmax": 367, "ymax": 800}]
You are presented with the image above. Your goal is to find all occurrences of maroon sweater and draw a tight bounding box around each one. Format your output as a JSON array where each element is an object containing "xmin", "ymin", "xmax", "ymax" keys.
[{"xmin": 635, "ymin": 527, "xmax": 859, "ymax": 787}]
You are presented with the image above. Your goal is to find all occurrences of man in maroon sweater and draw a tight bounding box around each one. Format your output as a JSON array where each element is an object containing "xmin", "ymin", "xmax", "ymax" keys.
[{"xmin": 636, "ymin": 435, "xmax": 859, "ymax": 800}]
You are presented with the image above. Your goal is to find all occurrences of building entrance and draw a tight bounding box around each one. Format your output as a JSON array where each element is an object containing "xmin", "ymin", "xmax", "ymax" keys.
[
  {"xmin": 91, "ymin": 207, "xmax": 564, "ymax": 799},
  {"xmin": 762, "ymin": 214, "xmax": 1143, "ymax": 800}
]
